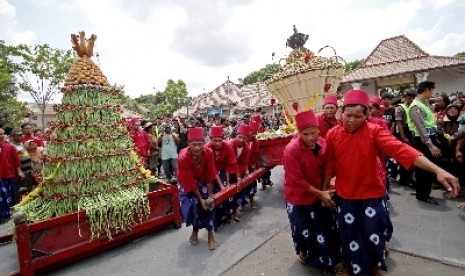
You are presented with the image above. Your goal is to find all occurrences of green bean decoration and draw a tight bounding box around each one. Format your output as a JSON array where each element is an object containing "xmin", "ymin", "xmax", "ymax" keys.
[{"xmin": 15, "ymin": 33, "xmax": 154, "ymax": 239}]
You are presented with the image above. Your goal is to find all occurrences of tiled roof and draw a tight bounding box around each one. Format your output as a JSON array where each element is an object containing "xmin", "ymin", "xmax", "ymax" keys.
[
  {"xmin": 342, "ymin": 35, "xmax": 465, "ymax": 83},
  {"xmin": 184, "ymin": 80, "xmax": 276, "ymax": 114}
]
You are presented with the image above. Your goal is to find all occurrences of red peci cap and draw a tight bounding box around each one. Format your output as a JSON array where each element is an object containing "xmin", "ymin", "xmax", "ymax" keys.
[
  {"xmin": 323, "ymin": 94, "xmax": 338, "ymax": 106},
  {"xmin": 210, "ymin": 126, "xmax": 223, "ymax": 138},
  {"xmin": 252, "ymin": 114, "xmax": 261, "ymax": 124},
  {"xmin": 237, "ymin": 124, "xmax": 250, "ymax": 136},
  {"xmin": 188, "ymin": 127, "xmax": 204, "ymax": 142},
  {"xmin": 369, "ymin": 95, "xmax": 381, "ymax": 107},
  {"xmin": 130, "ymin": 118, "xmax": 140, "ymax": 126},
  {"xmin": 295, "ymin": 110, "xmax": 318, "ymax": 132},
  {"xmin": 343, "ymin": 89, "xmax": 370, "ymax": 107},
  {"xmin": 249, "ymin": 121, "xmax": 259, "ymax": 134}
]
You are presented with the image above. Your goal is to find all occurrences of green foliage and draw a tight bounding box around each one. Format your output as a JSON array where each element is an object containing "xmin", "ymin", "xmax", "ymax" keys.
[
  {"xmin": 345, "ymin": 59, "xmax": 364, "ymax": 73},
  {"xmin": 14, "ymin": 43, "xmax": 74, "ymax": 128},
  {"xmin": 133, "ymin": 79, "xmax": 188, "ymax": 118},
  {"xmin": 0, "ymin": 40, "xmax": 28, "ymax": 127},
  {"xmin": 455, "ymin": 52, "xmax": 465, "ymax": 57},
  {"xmin": 241, "ymin": 64, "xmax": 279, "ymax": 85}
]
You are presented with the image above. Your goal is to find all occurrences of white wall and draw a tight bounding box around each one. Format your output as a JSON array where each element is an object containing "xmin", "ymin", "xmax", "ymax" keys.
[{"xmin": 428, "ymin": 69, "xmax": 465, "ymax": 96}]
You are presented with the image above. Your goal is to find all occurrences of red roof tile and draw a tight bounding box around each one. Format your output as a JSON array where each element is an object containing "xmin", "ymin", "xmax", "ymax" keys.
[{"xmin": 342, "ymin": 35, "xmax": 465, "ymax": 83}]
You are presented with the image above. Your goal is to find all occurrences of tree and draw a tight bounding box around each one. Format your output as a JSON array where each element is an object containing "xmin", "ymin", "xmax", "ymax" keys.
[
  {"xmin": 134, "ymin": 80, "xmax": 188, "ymax": 118},
  {"xmin": 0, "ymin": 40, "xmax": 27, "ymax": 128},
  {"xmin": 345, "ymin": 59, "xmax": 364, "ymax": 73},
  {"xmin": 456, "ymin": 52, "xmax": 465, "ymax": 57},
  {"xmin": 241, "ymin": 64, "xmax": 279, "ymax": 85},
  {"xmin": 15, "ymin": 44, "xmax": 74, "ymax": 129}
]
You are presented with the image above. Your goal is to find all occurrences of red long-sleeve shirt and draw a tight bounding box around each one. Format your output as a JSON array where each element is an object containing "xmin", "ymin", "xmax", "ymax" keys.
[
  {"xmin": 22, "ymin": 134, "xmax": 44, "ymax": 147},
  {"xmin": 0, "ymin": 142, "xmax": 21, "ymax": 178},
  {"xmin": 284, "ymin": 136, "xmax": 326, "ymax": 205},
  {"xmin": 206, "ymin": 141, "xmax": 239, "ymax": 173},
  {"xmin": 227, "ymin": 139, "xmax": 250, "ymax": 176},
  {"xmin": 249, "ymin": 138, "xmax": 260, "ymax": 168},
  {"xmin": 317, "ymin": 115, "xmax": 338, "ymax": 138},
  {"xmin": 325, "ymin": 122, "xmax": 421, "ymax": 200},
  {"xmin": 177, "ymin": 147, "xmax": 217, "ymax": 193},
  {"xmin": 130, "ymin": 130, "xmax": 149, "ymax": 157}
]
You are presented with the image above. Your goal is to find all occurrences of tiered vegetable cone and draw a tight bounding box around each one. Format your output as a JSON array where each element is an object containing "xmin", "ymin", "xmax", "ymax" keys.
[{"xmin": 15, "ymin": 31, "xmax": 150, "ymax": 239}]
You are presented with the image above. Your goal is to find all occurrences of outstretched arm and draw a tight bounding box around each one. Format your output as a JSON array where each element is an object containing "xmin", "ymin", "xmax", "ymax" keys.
[{"xmin": 413, "ymin": 156, "xmax": 460, "ymax": 198}]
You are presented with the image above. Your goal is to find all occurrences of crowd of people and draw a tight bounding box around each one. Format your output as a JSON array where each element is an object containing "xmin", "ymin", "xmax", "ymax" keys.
[
  {"xmin": 0, "ymin": 123, "xmax": 47, "ymax": 222},
  {"xmin": 2, "ymin": 80, "xmax": 465, "ymax": 275},
  {"xmin": 281, "ymin": 82, "xmax": 463, "ymax": 276}
]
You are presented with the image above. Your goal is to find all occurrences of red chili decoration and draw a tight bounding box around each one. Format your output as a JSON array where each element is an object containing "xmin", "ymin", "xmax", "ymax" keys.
[
  {"xmin": 324, "ymin": 83, "xmax": 331, "ymax": 92},
  {"xmin": 304, "ymin": 53, "xmax": 313, "ymax": 63},
  {"xmin": 292, "ymin": 102, "xmax": 299, "ymax": 112}
]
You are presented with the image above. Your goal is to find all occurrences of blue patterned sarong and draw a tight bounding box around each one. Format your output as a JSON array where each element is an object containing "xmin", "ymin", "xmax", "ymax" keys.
[
  {"xmin": 336, "ymin": 196, "xmax": 388, "ymax": 275},
  {"xmin": 244, "ymin": 166, "xmax": 258, "ymax": 198},
  {"xmin": 0, "ymin": 178, "xmax": 17, "ymax": 220},
  {"xmin": 287, "ymin": 201, "xmax": 341, "ymax": 270},
  {"xmin": 179, "ymin": 181, "xmax": 216, "ymax": 231}
]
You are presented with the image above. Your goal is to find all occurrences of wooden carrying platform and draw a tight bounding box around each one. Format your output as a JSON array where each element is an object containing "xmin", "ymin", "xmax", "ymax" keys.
[
  {"xmin": 10, "ymin": 182, "xmax": 181, "ymax": 276},
  {"xmin": 3, "ymin": 169, "xmax": 268, "ymax": 275},
  {"xmin": 258, "ymin": 136, "xmax": 293, "ymax": 167}
]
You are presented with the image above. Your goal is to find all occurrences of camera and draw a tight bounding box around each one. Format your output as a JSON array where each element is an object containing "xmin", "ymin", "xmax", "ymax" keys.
[{"xmin": 164, "ymin": 125, "xmax": 172, "ymax": 134}]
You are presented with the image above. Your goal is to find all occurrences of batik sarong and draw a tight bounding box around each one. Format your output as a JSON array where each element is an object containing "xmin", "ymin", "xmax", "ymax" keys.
[
  {"xmin": 0, "ymin": 178, "xmax": 17, "ymax": 220},
  {"xmin": 215, "ymin": 170, "xmax": 235, "ymax": 225},
  {"xmin": 286, "ymin": 201, "xmax": 341, "ymax": 270},
  {"xmin": 336, "ymin": 196, "xmax": 388, "ymax": 275},
  {"xmin": 179, "ymin": 181, "xmax": 216, "ymax": 231}
]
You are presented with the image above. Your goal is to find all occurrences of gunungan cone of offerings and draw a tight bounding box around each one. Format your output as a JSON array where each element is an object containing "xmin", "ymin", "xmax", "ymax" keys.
[
  {"xmin": 15, "ymin": 31, "xmax": 151, "ymax": 239},
  {"xmin": 265, "ymin": 25, "xmax": 345, "ymax": 117}
]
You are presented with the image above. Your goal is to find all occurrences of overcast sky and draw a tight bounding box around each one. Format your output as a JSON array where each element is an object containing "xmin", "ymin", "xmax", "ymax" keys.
[{"xmin": 1, "ymin": 0, "xmax": 465, "ymax": 99}]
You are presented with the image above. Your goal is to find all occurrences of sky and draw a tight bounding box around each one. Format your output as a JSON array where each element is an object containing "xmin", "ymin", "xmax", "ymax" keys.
[{"xmin": 1, "ymin": 0, "xmax": 465, "ymax": 100}]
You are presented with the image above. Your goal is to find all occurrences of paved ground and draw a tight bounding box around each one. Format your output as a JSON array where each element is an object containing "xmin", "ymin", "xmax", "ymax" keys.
[
  {"xmin": 223, "ymin": 226, "xmax": 465, "ymax": 276},
  {"xmin": 1, "ymin": 166, "xmax": 464, "ymax": 275}
]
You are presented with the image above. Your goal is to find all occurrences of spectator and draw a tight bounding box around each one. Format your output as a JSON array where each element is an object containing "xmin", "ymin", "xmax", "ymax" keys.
[
  {"xmin": 10, "ymin": 129, "xmax": 34, "ymax": 196},
  {"xmin": 157, "ymin": 123, "xmax": 179, "ymax": 181},
  {"xmin": 24, "ymin": 139, "xmax": 44, "ymax": 186},
  {"xmin": 21, "ymin": 123, "xmax": 44, "ymax": 147},
  {"xmin": 434, "ymin": 93, "xmax": 450, "ymax": 122},
  {"xmin": 175, "ymin": 114, "xmax": 189, "ymax": 153},
  {"xmin": 0, "ymin": 128, "xmax": 24, "ymax": 221}
]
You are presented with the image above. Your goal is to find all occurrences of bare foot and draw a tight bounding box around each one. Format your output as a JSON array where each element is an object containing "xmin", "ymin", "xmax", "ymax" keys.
[
  {"xmin": 250, "ymin": 198, "xmax": 257, "ymax": 209},
  {"xmin": 458, "ymin": 202, "xmax": 465, "ymax": 209},
  {"xmin": 189, "ymin": 232, "xmax": 198, "ymax": 245},
  {"xmin": 208, "ymin": 232, "xmax": 218, "ymax": 250}
]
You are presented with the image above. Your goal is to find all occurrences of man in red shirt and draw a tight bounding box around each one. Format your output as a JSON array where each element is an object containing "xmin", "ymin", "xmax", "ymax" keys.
[
  {"xmin": 317, "ymin": 94, "xmax": 339, "ymax": 138},
  {"xmin": 206, "ymin": 126, "xmax": 239, "ymax": 225},
  {"xmin": 0, "ymin": 128, "xmax": 24, "ymax": 221},
  {"xmin": 21, "ymin": 123, "xmax": 44, "ymax": 147},
  {"xmin": 323, "ymin": 89, "xmax": 460, "ymax": 276},
  {"xmin": 129, "ymin": 118, "xmax": 150, "ymax": 165},
  {"xmin": 283, "ymin": 110, "xmax": 340, "ymax": 272},
  {"xmin": 246, "ymin": 121, "xmax": 260, "ymax": 209},
  {"xmin": 227, "ymin": 124, "xmax": 250, "ymax": 218},
  {"xmin": 178, "ymin": 127, "xmax": 219, "ymax": 250}
]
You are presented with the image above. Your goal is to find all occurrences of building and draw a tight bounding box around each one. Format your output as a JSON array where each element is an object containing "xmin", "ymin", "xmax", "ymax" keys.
[
  {"xmin": 175, "ymin": 79, "xmax": 279, "ymax": 118},
  {"xmin": 26, "ymin": 103, "xmax": 56, "ymax": 129},
  {"xmin": 340, "ymin": 35, "xmax": 465, "ymax": 97}
]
